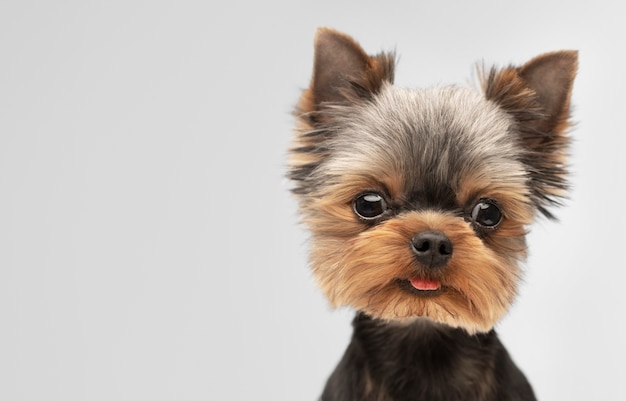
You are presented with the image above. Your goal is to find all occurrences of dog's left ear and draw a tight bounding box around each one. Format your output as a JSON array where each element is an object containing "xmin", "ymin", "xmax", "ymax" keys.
[{"xmin": 482, "ymin": 51, "xmax": 578, "ymax": 218}]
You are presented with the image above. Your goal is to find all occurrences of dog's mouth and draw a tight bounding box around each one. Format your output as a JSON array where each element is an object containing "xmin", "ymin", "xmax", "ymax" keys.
[{"xmin": 396, "ymin": 277, "xmax": 443, "ymax": 297}]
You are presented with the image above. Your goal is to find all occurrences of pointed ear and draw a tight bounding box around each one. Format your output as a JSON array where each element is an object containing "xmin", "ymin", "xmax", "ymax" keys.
[
  {"xmin": 483, "ymin": 50, "xmax": 578, "ymax": 138},
  {"xmin": 303, "ymin": 28, "xmax": 395, "ymax": 113},
  {"xmin": 518, "ymin": 51, "xmax": 578, "ymax": 135},
  {"xmin": 482, "ymin": 50, "xmax": 578, "ymax": 218},
  {"xmin": 289, "ymin": 29, "xmax": 394, "ymax": 195}
]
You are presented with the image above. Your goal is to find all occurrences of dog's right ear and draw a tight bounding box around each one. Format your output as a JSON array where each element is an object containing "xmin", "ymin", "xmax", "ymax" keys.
[
  {"xmin": 289, "ymin": 29, "xmax": 394, "ymax": 195},
  {"xmin": 300, "ymin": 28, "xmax": 395, "ymax": 116}
]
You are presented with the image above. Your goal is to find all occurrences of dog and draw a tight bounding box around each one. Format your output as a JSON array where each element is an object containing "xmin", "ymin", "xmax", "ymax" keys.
[{"xmin": 288, "ymin": 27, "xmax": 577, "ymax": 401}]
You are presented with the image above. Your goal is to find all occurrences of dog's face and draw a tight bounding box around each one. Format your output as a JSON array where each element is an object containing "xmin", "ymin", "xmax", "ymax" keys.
[{"xmin": 289, "ymin": 28, "xmax": 577, "ymax": 334}]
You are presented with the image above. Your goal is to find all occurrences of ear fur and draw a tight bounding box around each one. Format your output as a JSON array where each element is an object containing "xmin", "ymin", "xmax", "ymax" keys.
[
  {"xmin": 289, "ymin": 28, "xmax": 395, "ymax": 195},
  {"xmin": 481, "ymin": 51, "xmax": 578, "ymax": 218},
  {"xmin": 298, "ymin": 28, "xmax": 395, "ymax": 117}
]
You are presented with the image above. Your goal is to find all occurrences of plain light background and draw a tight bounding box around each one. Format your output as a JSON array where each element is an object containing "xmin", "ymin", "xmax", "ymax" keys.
[{"xmin": 1, "ymin": 1, "xmax": 624, "ymax": 400}]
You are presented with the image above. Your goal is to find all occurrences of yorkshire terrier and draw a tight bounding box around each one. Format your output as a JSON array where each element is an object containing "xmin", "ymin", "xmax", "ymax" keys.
[{"xmin": 288, "ymin": 28, "xmax": 577, "ymax": 401}]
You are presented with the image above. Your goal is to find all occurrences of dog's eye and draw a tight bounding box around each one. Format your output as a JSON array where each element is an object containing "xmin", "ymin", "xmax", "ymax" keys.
[
  {"xmin": 471, "ymin": 200, "xmax": 502, "ymax": 228},
  {"xmin": 354, "ymin": 193, "xmax": 387, "ymax": 220}
]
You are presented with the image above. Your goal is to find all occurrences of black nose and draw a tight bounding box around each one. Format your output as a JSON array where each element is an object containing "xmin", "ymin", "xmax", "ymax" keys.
[{"xmin": 410, "ymin": 231, "xmax": 453, "ymax": 268}]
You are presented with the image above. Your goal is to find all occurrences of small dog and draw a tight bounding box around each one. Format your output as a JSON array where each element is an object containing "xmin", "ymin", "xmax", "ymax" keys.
[{"xmin": 288, "ymin": 28, "xmax": 577, "ymax": 401}]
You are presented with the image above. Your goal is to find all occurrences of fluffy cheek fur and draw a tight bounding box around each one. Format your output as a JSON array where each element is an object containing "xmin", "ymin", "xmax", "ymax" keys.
[{"xmin": 307, "ymin": 204, "xmax": 527, "ymax": 334}]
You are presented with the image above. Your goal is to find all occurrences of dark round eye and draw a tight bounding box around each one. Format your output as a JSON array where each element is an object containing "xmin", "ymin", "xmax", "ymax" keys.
[
  {"xmin": 353, "ymin": 193, "xmax": 387, "ymax": 220},
  {"xmin": 471, "ymin": 200, "xmax": 503, "ymax": 228}
]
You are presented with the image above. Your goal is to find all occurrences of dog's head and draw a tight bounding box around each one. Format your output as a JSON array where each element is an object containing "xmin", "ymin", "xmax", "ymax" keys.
[{"xmin": 289, "ymin": 28, "xmax": 577, "ymax": 333}]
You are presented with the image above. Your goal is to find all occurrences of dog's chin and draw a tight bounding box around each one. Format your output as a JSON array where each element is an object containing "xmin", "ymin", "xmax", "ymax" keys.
[
  {"xmin": 343, "ymin": 277, "xmax": 506, "ymax": 334},
  {"xmin": 378, "ymin": 279, "xmax": 479, "ymax": 331}
]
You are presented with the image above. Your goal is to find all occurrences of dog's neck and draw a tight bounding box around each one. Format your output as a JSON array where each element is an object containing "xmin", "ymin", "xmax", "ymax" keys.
[
  {"xmin": 321, "ymin": 312, "xmax": 534, "ymax": 401},
  {"xmin": 355, "ymin": 313, "xmax": 499, "ymax": 400}
]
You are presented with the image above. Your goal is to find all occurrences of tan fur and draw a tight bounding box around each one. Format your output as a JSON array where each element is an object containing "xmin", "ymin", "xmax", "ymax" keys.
[
  {"xmin": 308, "ymin": 210, "xmax": 522, "ymax": 334},
  {"xmin": 300, "ymin": 159, "xmax": 535, "ymax": 333},
  {"xmin": 294, "ymin": 134, "xmax": 537, "ymax": 333}
]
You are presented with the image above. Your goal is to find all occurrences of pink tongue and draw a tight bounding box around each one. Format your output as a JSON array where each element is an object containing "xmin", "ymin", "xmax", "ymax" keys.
[{"xmin": 409, "ymin": 277, "xmax": 441, "ymax": 291}]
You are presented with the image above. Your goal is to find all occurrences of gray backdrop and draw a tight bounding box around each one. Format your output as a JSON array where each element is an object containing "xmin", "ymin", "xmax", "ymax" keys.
[{"xmin": 1, "ymin": 1, "xmax": 624, "ymax": 400}]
